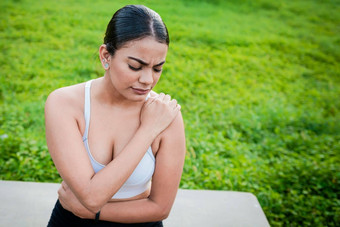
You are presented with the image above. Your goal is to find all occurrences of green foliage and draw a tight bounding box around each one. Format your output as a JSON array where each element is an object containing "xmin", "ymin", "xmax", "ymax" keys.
[{"xmin": 1, "ymin": 0, "xmax": 339, "ymax": 225}]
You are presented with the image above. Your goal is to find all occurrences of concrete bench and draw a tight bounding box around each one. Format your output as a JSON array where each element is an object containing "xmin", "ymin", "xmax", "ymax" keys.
[{"xmin": 0, "ymin": 180, "xmax": 270, "ymax": 226}]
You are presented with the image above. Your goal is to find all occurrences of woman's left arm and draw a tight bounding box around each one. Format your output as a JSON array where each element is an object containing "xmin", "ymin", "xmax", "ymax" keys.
[{"xmin": 59, "ymin": 111, "xmax": 186, "ymax": 222}]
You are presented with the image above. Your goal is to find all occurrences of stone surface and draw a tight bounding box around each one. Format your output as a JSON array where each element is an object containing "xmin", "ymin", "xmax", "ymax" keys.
[
  {"xmin": 164, "ymin": 189, "xmax": 270, "ymax": 227},
  {"xmin": 0, "ymin": 180, "xmax": 269, "ymax": 227},
  {"xmin": 0, "ymin": 181, "xmax": 59, "ymax": 227}
]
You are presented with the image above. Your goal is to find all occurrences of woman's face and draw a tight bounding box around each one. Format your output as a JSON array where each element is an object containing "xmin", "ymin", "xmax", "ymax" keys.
[{"xmin": 106, "ymin": 37, "xmax": 168, "ymax": 102}]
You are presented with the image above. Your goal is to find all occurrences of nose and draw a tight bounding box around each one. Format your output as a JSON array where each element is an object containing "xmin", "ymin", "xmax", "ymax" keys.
[{"xmin": 139, "ymin": 68, "xmax": 153, "ymax": 85}]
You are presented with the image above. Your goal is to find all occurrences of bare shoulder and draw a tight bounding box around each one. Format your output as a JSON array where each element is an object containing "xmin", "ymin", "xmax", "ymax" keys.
[
  {"xmin": 45, "ymin": 83, "xmax": 85, "ymax": 115},
  {"xmin": 162, "ymin": 110, "xmax": 185, "ymax": 138},
  {"xmin": 149, "ymin": 90, "xmax": 184, "ymax": 137},
  {"xmin": 150, "ymin": 90, "xmax": 185, "ymax": 154}
]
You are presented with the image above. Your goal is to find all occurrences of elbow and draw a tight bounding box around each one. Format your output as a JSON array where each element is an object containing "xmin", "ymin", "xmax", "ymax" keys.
[
  {"xmin": 59, "ymin": 181, "xmax": 102, "ymax": 214},
  {"xmin": 81, "ymin": 195, "xmax": 102, "ymax": 214},
  {"xmin": 157, "ymin": 205, "xmax": 172, "ymax": 220},
  {"xmin": 159, "ymin": 210, "xmax": 170, "ymax": 220},
  {"xmin": 149, "ymin": 198, "xmax": 173, "ymax": 221},
  {"xmin": 84, "ymin": 200, "xmax": 101, "ymax": 214},
  {"xmin": 85, "ymin": 201, "xmax": 101, "ymax": 214}
]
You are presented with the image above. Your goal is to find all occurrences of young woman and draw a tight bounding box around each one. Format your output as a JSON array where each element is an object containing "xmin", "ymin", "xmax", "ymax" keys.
[{"xmin": 46, "ymin": 5, "xmax": 186, "ymax": 226}]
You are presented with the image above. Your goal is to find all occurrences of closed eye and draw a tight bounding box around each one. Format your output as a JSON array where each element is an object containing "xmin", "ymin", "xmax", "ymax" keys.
[
  {"xmin": 128, "ymin": 65, "xmax": 142, "ymax": 71},
  {"xmin": 153, "ymin": 68, "xmax": 162, "ymax": 73}
]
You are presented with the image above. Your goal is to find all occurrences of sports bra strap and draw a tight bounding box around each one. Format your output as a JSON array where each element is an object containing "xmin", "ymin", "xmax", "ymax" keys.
[{"xmin": 83, "ymin": 80, "xmax": 93, "ymax": 140}]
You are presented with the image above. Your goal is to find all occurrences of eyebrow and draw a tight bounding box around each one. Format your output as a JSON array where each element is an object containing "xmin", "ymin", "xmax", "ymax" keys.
[{"xmin": 128, "ymin": 56, "xmax": 165, "ymax": 67}]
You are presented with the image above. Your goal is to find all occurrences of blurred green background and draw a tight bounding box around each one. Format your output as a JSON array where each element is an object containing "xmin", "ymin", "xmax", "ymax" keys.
[{"xmin": 0, "ymin": 0, "xmax": 339, "ymax": 225}]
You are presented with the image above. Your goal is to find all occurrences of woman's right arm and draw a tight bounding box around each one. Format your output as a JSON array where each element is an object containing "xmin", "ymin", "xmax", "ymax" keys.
[{"xmin": 45, "ymin": 89, "xmax": 179, "ymax": 214}]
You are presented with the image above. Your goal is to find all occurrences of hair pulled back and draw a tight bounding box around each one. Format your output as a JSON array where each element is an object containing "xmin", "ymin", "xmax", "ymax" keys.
[{"xmin": 104, "ymin": 5, "xmax": 169, "ymax": 56}]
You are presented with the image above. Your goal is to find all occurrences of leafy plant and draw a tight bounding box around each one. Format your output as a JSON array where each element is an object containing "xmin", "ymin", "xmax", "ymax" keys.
[{"xmin": 1, "ymin": 0, "xmax": 339, "ymax": 225}]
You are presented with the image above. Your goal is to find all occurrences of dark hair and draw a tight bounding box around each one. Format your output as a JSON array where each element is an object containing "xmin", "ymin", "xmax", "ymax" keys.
[{"xmin": 104, "ymin": 5, "xmax": 169, "ymax": 56}]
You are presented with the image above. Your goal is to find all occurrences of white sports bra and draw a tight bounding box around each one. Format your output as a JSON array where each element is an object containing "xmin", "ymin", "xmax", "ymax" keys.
[{"xmin": 82, "ymin": 80, "xmax": 155, "ymax": 199}]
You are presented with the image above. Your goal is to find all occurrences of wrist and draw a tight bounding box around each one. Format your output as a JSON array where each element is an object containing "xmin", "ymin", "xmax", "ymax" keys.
[
  {"xmin": 95, "ymin": 210, "xmax": 101, "ymax": 222},
  {"xmin": 137, "ymin": 124, "xmax": 158, "ymax": 143}
]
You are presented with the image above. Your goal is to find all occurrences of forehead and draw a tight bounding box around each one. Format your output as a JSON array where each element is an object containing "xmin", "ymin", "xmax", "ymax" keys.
[{"xmin": 115, "ymin": 37, "xmax": 168, "ymax": 61}]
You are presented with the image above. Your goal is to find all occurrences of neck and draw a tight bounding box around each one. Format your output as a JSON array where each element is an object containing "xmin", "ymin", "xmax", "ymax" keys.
[{"xmin": 92, "ymin": 76, "xmax": 145, "ymax": 110}]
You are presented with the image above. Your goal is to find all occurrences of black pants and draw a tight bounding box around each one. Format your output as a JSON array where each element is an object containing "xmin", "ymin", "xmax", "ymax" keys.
[{"xmin": 47, "ymin": 200, "xmax": 163, "ymax": 227}]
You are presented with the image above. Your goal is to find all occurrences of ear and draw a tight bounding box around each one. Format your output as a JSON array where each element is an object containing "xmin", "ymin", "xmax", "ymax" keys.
[{"xmin": 99, "ymin": 44, "xmax": 111, "ymax": 69}]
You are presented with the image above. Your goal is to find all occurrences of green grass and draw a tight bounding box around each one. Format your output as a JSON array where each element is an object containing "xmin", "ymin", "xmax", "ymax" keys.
[{"xmin": 1, "ymin": 0, "xmax": 339, "ymax": 225}]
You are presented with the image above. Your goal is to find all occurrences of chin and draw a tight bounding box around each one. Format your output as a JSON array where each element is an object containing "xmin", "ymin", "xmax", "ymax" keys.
[{"xmin": 129, "ymin": 94, "xmax": 148, "ymax": 102}]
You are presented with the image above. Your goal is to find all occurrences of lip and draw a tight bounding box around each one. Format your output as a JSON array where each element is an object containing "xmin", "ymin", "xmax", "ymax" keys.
[{"xmin": 131, "ymin": 87, "xmax": 150, "ymax": 95}]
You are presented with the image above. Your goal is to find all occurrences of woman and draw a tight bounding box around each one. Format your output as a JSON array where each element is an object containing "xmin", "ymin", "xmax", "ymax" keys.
[{"xmin": 46, "ymin": 5, "xmax": 186, "ymax": 226}]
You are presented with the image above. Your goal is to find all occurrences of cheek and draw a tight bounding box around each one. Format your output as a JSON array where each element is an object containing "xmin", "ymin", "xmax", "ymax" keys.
[
  {"xmin": 111, "ymin": 66, "xmax": 134, "ymax": 83},
  {"xmin": 153, "ymin": 74, "xmax": 161, "ymax": 85}
]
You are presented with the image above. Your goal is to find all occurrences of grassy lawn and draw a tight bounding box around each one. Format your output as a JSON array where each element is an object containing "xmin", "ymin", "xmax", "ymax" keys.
[{"xmin": 1, "ymin": 0, "xmax": 339, "ymax": 225}]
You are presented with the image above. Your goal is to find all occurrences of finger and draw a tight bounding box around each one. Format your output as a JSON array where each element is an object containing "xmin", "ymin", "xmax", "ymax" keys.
[
  {"xmin": 171, "ymin": 104, "xmax": 181, "ymax": 118},
  {"xmin": 169, "ymin": 99, "xmax": 178, "ymax": 108},
  {"xmin": 61, "ymin": 181, "xmax": 67, "ymax": 190},
  {"xmin": 58, "ymin": 186, "xmax": 64, "ymax": 197},
  {"xmin": 58, "ymin": 197, "xmax": 69, "ymax": 211},
  {"xmin": 144, "ymin": 96, "xmax": 156, "ymax": 107},
  {"xmin": 157, "ymin": 93, "xmax": 165, "ymax": 101},
  {"xmin": 164, "ymin": 94, "xmax": 171, "ymax": 103},
  {"xmin": 63, "ymin": 181, "xmax": 70, "ymax": 190}
]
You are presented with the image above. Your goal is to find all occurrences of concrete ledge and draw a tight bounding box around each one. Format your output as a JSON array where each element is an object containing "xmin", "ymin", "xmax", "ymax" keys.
[{"xmin": 0, "ymin": 180, "xmax": 269, "ymax": 227}]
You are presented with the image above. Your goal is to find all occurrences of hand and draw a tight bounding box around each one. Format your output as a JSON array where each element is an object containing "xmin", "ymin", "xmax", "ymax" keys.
[
  {"xmin": 140, "ymin": 93, "xmax": 181, "ymax": 137},
  {"xmin": 58, "ymin": 181, "xmax": 95, "ymax": 219}
]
